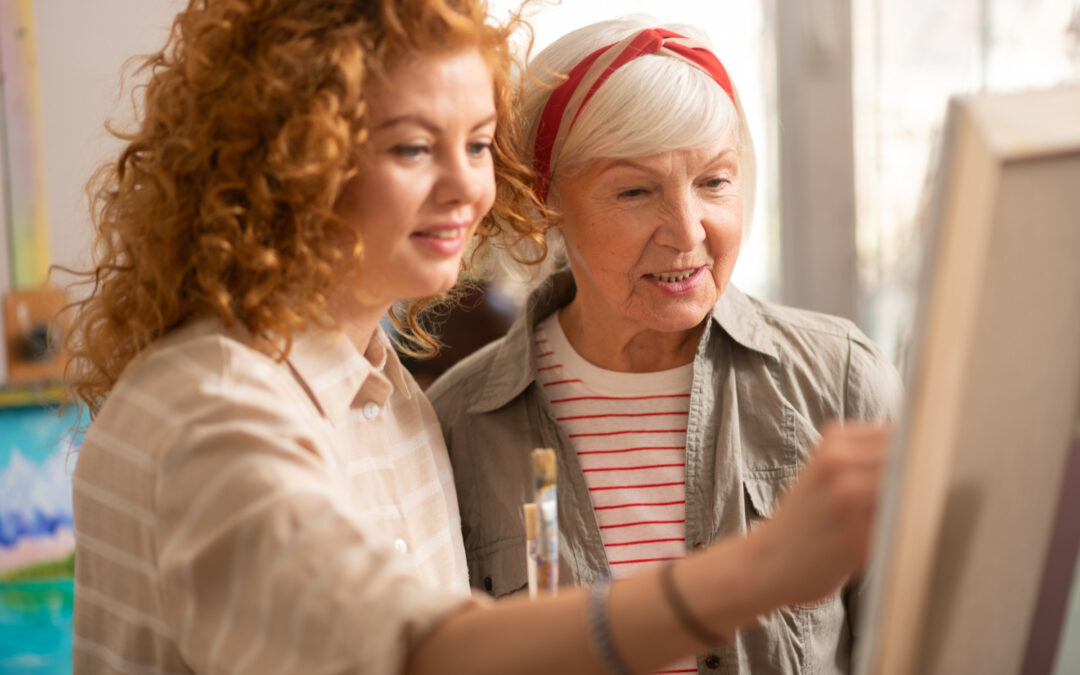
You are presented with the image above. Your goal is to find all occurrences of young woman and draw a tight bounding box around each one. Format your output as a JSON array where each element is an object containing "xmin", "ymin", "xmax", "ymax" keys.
[{"xmin": 66, "ymin": 2, "xmax": 889, "ymax": 674}]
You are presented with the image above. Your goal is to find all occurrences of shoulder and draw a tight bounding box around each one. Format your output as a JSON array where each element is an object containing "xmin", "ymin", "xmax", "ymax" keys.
[
  {"xmin": 133, "ymin": 324, "xmax": 290, "ymax": 398},
  {"xmin": 426, "ymin": 335, "xmax": 508, "ymax": 420},
  {"xmin": 93, "ymin": 322, "xmax": 310, "ymax": 450},
  {"xmin": 749, "ymin": 293, "xmax": 861, "ymax": 342},
  {"xmin": 736, "ymin": 294, "xmax": 902, "ymax": 421},
  {"xmin": 740, "ymin": 294, "xmax": 880, "ymax": 361}
]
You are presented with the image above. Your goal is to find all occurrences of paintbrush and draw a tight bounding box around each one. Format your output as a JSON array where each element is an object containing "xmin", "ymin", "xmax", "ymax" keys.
[
  {"xmin": 523, "ymin": 502, "xmax": 539, "ymax": 599},
  {"xmin": 532, "ymin": 447, "xmax": 558, "ymax": 595}
]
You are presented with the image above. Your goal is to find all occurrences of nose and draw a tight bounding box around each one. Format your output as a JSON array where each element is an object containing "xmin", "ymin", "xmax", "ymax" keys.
[
  {"xmin": 434, "ymin": 147, "xmax": 485, "ymax": 206},
  {"xmin": 654, "ymin": 188, "xmax": 706, "ymax": 252}
]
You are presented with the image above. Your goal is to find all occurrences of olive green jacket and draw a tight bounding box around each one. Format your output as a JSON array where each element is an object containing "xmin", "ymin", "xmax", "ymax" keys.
[{"xmin": 428, "ymin": 270, "xmax": 902, "ymax": 674}]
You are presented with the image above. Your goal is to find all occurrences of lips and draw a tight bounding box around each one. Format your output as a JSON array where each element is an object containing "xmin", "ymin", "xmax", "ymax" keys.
[
  {"xmin": 412, "ymin": 227, "xmax": 460, "ymax": 238},
  {"xmin": 647, "ymin": 267, "xmax": 704, "ymax": 283},
  {"xmin": 649, "ymin": 269, "xmax": 697, "ymax": 283},
  {"xmin": 412, "ymin": 224, "xmax": 466, "ymax": 239},
  {"xmin": 409, "ymin": 223, "xmax": 471, "ymax": 256}
]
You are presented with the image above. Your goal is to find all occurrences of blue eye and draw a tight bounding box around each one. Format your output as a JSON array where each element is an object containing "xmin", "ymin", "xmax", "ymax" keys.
[
  {"xmin": 393, "ymin": 144, "xmax": 429, "ymax": 159},
  {"xmin": 468, "ymin": 141, "xmax": 494, "ymax": 158}
]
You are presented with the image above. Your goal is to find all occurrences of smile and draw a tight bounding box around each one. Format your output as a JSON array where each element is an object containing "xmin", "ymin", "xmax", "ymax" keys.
[
  {"xmin": 416, "ymin": 229, "xmax": 461, "ymax": 240},
  {"xmin": 649, "ymin": 269, "xmax": 698, "ymax": 283},
  {"xmin": 410, "ymin": 224, "xmax": 469, "ymax": 257}
]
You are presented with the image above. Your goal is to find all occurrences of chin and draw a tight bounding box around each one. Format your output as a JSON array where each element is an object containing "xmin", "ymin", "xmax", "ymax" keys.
[
  {"xmin": 648, "ymin": 311, "xmax": 711, "ymax": 335},
  {"xmin": 415, "ymin": 273, "xmax": 460, "ymax": 298},
  {"xmin": 653, "ymin": 298, "xmax": 715, "ymax": 330}
]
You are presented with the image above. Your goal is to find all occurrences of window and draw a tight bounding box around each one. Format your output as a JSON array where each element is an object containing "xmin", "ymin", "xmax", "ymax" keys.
[{"xmin": 853, "ymin": 0, "xmax": 1080, "ymax": 358}]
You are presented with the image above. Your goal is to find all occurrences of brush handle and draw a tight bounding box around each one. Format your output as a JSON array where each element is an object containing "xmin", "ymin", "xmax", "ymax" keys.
[{"xmin": 536, "ymin": 485, "xmax": 559, "ymax": 595}]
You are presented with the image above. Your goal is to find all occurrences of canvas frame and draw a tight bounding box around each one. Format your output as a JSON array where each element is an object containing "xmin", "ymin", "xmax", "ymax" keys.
[{"xmin": 855, "ymin": 84, "xmax": 1080, "ymax": 675}]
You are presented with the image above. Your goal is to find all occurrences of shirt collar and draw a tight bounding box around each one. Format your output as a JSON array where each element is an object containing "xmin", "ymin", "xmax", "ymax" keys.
[
  {"xmin": 467, "ymin": 269, "xmax": 778, "ymax": 414},
  {"xmin": 466, "ymin": 272, "xmax": 574, "ymax": 413},
  {"xmin": 287, "ymin": 324, "xmax": 411, "ymax": 422},
  {"xmin": 709, "ymin": 283, "xmax": 780, "ymax": 361}
]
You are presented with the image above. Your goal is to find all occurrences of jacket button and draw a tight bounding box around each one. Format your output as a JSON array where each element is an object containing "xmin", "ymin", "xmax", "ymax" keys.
[
  {"xmin": 483, "ymin": 576, "xmax": 493, "ymax": 592},
  {"xmin": 704, "ymin": 654, "xmax": 721, "ymax": 669}
]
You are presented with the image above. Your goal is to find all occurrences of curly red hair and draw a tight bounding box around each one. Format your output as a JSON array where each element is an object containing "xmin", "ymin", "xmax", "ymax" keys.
[{"xmin": 63, "ymin": 0, "xmax": 543, "ymax": 414}]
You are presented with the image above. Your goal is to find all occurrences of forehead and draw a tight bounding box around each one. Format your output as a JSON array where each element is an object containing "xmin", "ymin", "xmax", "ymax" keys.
[
  {"xmin": 589, "ymin": 133, "xmax": 740, "ymax": 176},
  {"xmin": 366, "ymin": 49, "xmax": 495, "ymax": 124}
]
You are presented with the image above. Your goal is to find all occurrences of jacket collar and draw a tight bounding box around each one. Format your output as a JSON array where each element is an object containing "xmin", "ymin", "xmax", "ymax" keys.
[
  {"xmin": 287, "ymin": 324, "xmax": 411, "ymax": 422},
  {"xmin": 467, "ymin": 269, "xmax": 778, "ymax": 414},
  {"xmin": 709, "ymin": 280, "xmax": 780, "ymax": 361}
]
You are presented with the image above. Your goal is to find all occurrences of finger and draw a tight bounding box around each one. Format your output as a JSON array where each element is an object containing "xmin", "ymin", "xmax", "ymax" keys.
[
  {"xmin": 816, "ymin": 432, "xmax": 890, "ymax": 467},
  {"xmin": 819, "ymin": 419, "xmax": 892, "ymax": 434},
  {"xmin": 818, "ymin": 421, "xmax": 893, "ymax": 449}
]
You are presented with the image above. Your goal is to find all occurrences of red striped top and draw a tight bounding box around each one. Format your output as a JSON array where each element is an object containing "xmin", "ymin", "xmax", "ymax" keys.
[{"xmin": 536, "ymin": 313, "xmax": 697, "ymax": 672}]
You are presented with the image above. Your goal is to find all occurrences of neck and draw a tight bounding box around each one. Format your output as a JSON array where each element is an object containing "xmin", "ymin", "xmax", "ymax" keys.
[
  {"xmin": 557, "ymin": 302, "xmax": 704, "ymax": 373},
  {"xmin": 328, "ymin": 291, "xmax": 390, "ymax": 357},
  {"xmin": 337, "ymin": 314, "xmax": 383, "ymax": 356}
]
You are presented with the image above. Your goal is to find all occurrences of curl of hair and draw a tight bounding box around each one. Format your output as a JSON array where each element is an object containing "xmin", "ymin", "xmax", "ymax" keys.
[{"xmin": 64, "ymin": 0, "xmax": 545, "ymax": 414}]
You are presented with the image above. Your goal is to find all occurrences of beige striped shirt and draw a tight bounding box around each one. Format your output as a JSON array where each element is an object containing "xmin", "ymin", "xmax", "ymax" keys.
[{"xmin": 72, "ymin": 319, "xmax": 474, "ymax": 674}]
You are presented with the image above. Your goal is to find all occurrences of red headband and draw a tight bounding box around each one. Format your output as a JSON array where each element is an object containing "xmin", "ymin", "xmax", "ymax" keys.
[{"xmin": 532, "ymin": 28, "xmax": 736, "ymax": 204}]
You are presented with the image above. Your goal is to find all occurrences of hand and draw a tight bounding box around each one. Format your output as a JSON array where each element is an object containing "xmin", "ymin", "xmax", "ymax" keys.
[{"xmin": 749, "ymin": 422, "xmax": 891, "ymax": 608}]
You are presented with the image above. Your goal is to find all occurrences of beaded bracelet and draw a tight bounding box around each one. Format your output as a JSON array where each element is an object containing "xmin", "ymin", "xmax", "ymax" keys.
[
  {"xmin": 587, "ymin": 575, "xmax": 634, "ymax": 675},
  {"xmin": 659, "ymin": 560, "xmax": 722, "ymax": 645}
]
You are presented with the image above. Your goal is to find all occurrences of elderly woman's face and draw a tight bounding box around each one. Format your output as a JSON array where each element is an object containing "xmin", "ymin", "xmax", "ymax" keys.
[{"xmin": 553, "ymin": 133, "xmax": 742, "ymax": 339}]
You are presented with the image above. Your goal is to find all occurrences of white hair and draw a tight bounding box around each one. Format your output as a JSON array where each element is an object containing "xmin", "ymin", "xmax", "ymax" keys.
[{"xmin": 523, "ymin": 15, "xmax": 756, "ymax": 222}]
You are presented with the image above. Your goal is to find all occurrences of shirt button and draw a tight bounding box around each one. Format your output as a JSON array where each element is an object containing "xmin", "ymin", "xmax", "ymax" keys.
[
  {"xmin": 393, "ymin": 538, "xmax": 408, "ymax": 554},
  {"xmin": 362, "ymin": 401, "xmax": 381, "ymax": 420},
  {"xmin": 704, "ymin": 654, "xmax": 721, "ymax": 669}
]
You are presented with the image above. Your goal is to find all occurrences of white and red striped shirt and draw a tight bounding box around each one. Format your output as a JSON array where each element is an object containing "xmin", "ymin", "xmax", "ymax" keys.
[{"xmin": 536, "ymin": 313, "xmax": 697, "ymax": 673}]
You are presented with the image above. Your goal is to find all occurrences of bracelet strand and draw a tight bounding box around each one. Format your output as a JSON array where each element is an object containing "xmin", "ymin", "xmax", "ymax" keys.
[
  {"xmin": 659, "ymin": 560, "xmax": 722, "ymax": 646},
  {"xmin": 587, "ymin": 575, "xmax": 634, "ymax": 675}
]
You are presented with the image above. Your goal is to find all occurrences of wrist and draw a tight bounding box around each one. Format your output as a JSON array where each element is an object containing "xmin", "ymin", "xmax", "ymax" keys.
[
  {"xmin": 684, "ymin": 533, "xmax": 780, "ymax": 637},
  {"xmin": 736, "ymin": 522, "xmax": 789, "ymax": 611}
]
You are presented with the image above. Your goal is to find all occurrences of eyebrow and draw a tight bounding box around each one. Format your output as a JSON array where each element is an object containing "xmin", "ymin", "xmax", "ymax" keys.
[
  {"xmin": 596, "ymin": 149, "xmax": 739, "ymax": 176},
  {"xmin": 373, "ymin": 113, "xmax": 497, "ymax": 133}
]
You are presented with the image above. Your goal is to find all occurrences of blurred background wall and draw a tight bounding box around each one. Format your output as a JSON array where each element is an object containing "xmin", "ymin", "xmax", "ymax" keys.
[{"xmin": 4, "ymin": 0, "xmax": 1080, "ymax": 373}]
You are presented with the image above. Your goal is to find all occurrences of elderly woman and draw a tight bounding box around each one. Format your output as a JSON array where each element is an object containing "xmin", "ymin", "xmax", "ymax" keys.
[{"xmin": 429, "ymin": 16, "xmax": 901, "ymax": 674}]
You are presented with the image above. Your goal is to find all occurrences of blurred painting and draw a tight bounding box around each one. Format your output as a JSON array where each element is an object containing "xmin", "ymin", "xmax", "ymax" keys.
[
  {"xmin": 3, "ymin": 289, "xmax": 69, "ymax": 386},
  {"xmin": 0, "ymin": 404, "xmax": 82, "ymax": 674}
]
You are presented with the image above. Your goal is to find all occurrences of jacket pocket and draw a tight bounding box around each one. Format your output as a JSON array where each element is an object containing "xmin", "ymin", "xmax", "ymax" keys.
[
  {"xmin": 742, "ymin": 472, "xmax": 837, "ymax": 611},
  {"xmin": 742, "ymin": 470, "xmax": 798, "ymax": 523},
  {"xmin": 467, "ymin": 538, "xmax": 529, "ymax": 598}
]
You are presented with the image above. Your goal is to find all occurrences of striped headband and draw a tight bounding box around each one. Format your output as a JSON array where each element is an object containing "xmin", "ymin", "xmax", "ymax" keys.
[{"xmin": 532, "ymin": 28, "xmax": 736, "ymax": 204}]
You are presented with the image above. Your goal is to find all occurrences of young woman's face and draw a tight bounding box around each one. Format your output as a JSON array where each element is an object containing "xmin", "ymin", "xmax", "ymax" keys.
[{"xmin": 335, "ymin": 49, "xmax": 497, "ymax": 308}]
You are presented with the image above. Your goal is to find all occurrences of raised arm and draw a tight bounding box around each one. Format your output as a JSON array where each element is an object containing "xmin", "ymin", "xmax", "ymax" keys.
[{"xmin": 406, "ymin": 423, "xmax": 889, "ymax": 675}]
